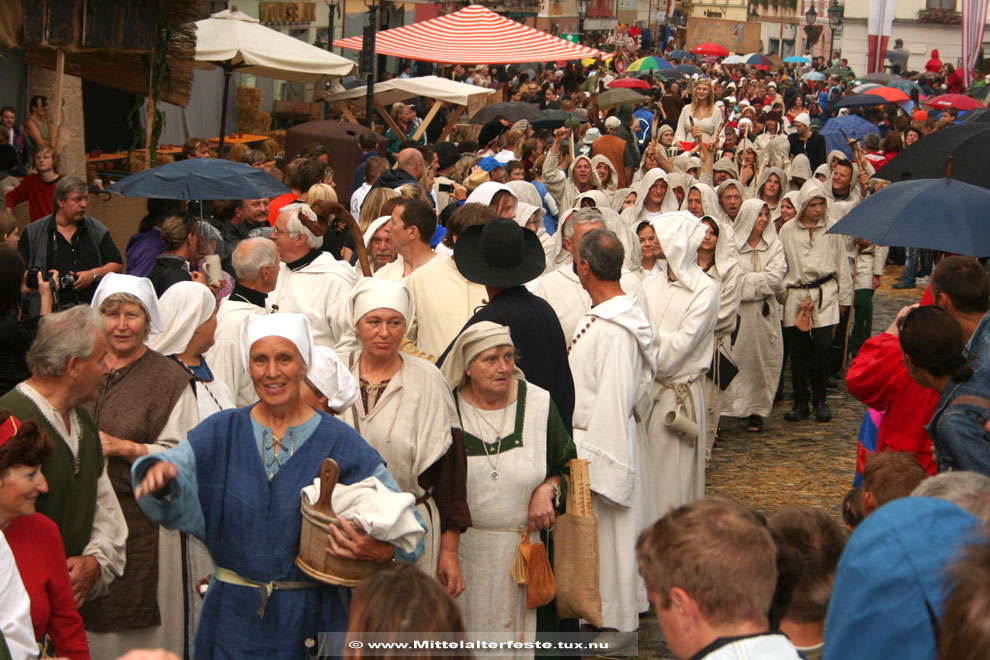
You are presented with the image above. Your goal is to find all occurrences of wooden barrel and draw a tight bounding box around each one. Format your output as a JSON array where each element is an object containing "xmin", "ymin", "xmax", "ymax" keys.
[{"xmin": 295, "ymin": 458, "xmax": 382, "ymax": 587}]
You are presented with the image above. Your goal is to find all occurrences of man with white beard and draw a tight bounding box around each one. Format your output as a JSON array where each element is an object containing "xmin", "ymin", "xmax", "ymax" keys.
[
  {"xmin": 641, "ymin": 212, "xmax": 719, "ymax": 525},
  {"xmin": 534, "ymin": 208, "xmax": 647, "ymax": 340},
  {"xmin": 568, "ymin": 228, "xmax": 657, "ymax": 633}
]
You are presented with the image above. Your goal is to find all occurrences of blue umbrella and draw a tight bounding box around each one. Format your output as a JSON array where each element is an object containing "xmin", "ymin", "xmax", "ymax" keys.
[
  {"xmin": 826, "ymin": 178, "xmax": 990, "ymax": 257},
  {"xmin": 801, "ymin": 71, "xmax": 825, "ymax": 81},
  {"xmin": 107, "ymin": 158, "xmax": 289, "ymax": 200},
  {"xmin": 668, "ymin": 49, "xmax": 692, "ymax": 60},
  {"xmin": 784, "ymin": 55, "xmax": 810, "ymax": 63},
  {"xmin": 821, "ymin": 114, "xmax": 881, "ymax": 158}
]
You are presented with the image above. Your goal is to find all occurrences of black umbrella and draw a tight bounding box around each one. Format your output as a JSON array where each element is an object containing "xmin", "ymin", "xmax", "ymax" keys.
[
  {"xmin": 675, "ymin": 63, "xmax": 701, "ymax": 75},
  {"xmin": 881, "ymin": 124, "xmax": 990, "ymax": 188},
  {"xmin": 831, "ymin": 94, "xmax": 894, "ymax": 111},
  {"xmin": 961, "ymin": 107, "xmax": 990, "ymax": 124},
  {"xmin": 655, "ymin": 69, "xmax": 685, "ymax": 81},
  {"xmin": 469, "ymin": 102, "xmax": 544, "ymax": 125},
  {"xmin": 529, "ymin": 109, "xmax": 585, "ymax": 130},
  {"xmin": 858, "ymin": 72, "xmax": 897, "ymax": 84},
  {"xmin": 966, "ymin": 85, "xmax": 990, "ymax": 102}
]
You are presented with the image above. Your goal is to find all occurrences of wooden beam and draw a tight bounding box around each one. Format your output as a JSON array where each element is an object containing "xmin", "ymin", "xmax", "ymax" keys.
[
  {"xmin": 334, "ymin": 100, "xmax": 360, "ymax": 126},
  {"xmin": 374, "ymin": 99, "xmax": 404, "ymax": 138},
  {"xmin": 436, "ymin": 106, "xmax": 464, "ymax": 142},
  {"xmin": 52, "ymin": 49, "xmax": 65, "ymax": 151},
  {"xmin": 411, "ymin": 99, "xmax": 443, "ymax": 142}
]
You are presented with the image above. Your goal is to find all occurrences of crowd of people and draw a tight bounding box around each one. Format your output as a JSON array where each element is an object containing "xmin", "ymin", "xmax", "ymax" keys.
[{"xmin": 0, "ymin": 38, "xmax": 988, "ymax": 660}]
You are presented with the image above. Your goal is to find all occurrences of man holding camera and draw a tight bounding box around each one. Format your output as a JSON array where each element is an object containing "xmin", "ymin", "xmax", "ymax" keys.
[{"xmin": 19, "ymin": 176, "xmax": 122, "ymax": 309}]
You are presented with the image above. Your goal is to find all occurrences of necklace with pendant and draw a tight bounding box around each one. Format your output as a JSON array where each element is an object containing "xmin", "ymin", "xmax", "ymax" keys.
[{"xmin": 464, "ymin": 389, "xmax": 511, "ymax": 480}]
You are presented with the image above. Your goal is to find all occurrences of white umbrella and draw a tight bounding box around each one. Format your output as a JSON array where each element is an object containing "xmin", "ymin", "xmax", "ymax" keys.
[
  {"xmin": 195, "ymin": 8, "xmax": 357, "ymax": 153},
  {"xmin": 722, "ymin": 55, "xmax": 747, "ymax": 65}
]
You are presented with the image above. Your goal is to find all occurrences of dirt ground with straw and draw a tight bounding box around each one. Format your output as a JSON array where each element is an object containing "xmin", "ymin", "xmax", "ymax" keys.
[{"xmin": 596, "ymin": 268, "xmax": 927, "ymax": 659}]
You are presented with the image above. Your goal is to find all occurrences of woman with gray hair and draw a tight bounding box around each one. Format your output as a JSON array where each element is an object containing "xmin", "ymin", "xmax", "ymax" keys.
[
  {"xmin": 440, "ymin": 321, "xmax": 575, "ymax": 654},
  {"xmin": 82, "ymin": 273, "xmax": 198, "ymax": 658}
]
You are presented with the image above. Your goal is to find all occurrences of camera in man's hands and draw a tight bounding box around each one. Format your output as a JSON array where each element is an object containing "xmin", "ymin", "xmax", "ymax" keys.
[{"xmin": 25, "ymin": 268, "xmax": 75, "ymax": 290}]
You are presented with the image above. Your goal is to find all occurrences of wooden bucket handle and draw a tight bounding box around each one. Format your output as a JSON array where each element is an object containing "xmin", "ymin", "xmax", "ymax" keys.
[{"xmin": 317, "ymin": 458, "xmax": 339, "ymax": 515}]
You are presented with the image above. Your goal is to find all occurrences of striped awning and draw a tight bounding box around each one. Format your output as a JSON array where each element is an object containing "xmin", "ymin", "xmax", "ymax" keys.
[{"xmin": 333, "ymin": 4, "xmax": 605, "ymax": 64}]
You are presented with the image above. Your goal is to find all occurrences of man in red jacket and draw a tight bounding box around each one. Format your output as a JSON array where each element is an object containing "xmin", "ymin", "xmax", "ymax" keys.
[{"xmin": 5, "ymin": 146, "xmax": 61, "ymax": 221}]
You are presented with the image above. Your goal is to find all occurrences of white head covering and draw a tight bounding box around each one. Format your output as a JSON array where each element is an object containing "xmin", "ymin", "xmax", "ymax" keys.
[
  {"xmin": 307, "ymin": 346, "xmax": 360, "ymax": 412},
  {"xmin": 734, "ymin": 198, "xmax": 777, "ymax": 251},
  {"xmin": 347, "ymin": 278, "xmax": 415, "ymax": 329},
  {"xmin": 147, "ymin": 282, "xmax": 215, "ymax": 356},
  {"xmin": 440, "ymin": 321, "xmax": 520, "ymax": 390},
  {"xmin": 650, "ymin": 211, "xmax": 708, "ymax": 291},
  {"xmin": 91, "ymin": 273, "xmax": 164, "ymax": 334},
  {"xmin": 513, "ymin": 201, "xmax": 544, "ymax": 229},
  {"xmin": 466, "ymin": 181, "xmax": 515, "ymax": 206},
  {"xmin": 793, "ymin": 112, "xmax": 811, "ymax": 127},
  {"xmin": 505, "ymin": 180, "xmax": 542, "ymax": 209},
  {"xmin": 362, "ymin": 216, "xmax": 391, "ymax": 251},
  {"xmin": 240, "ymin": 313, "xmax": 315, "ymax": 370}
]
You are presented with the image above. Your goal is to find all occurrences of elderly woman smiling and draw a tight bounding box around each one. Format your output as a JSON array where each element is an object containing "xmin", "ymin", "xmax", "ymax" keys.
[
  {"xmin": 131, "ymin": 313, "xmax": 424, "ymax": 660},
  {"xmin": 440, "ymin": 322, "xmax": 575, "ymax": 657}
]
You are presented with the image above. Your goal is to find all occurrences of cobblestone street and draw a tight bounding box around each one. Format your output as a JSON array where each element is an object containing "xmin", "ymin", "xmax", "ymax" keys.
[{"xmin": 623, "ymin": 271, "xmax": 925, "ymax": 659}]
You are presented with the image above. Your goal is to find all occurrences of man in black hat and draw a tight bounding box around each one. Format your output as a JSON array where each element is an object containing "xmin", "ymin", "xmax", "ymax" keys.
[{"xmin": 437, "ymin": 216, "xmax": 575, "ymax": 430}]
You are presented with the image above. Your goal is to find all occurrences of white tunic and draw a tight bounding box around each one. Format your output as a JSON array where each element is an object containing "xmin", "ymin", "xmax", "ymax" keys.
[
  {"xmin": 533, "ymin": 266, "xmax": 648, "ymax": 341},
  {"xmin": 341, "ymin": 353, "xmax": 455, "ymax": 577},
  {"xmin": 0, "ymin": 530, "xmax": 38, "ymax": 660},
  {"xmin": 568, "ymin": 295, "xmax": 656, "ymax": 632},
  {"xmin": 406, "ymin": 254, "xmax": 487, "ymax": 357},
  {"xmin": 722, "ymin": 234, "xmax": 787, "ymax": 418},
  {"xmin": 204, "ymin": 297, "xmax": 266, "ymax": 407},
  {"xmin": 266, "ymin": 252, "xmax": 358, "ymax": 350},
  {"xmin": 641, "ymin": 268, "xmax": 719, "ymax": 525},
  {"xmin": 778, "ymin": 217, "xmax": 852, "ymax": 328},
  {"xmin": 457, "ymin": 382, "xmax": 550, "ymax": 657}
]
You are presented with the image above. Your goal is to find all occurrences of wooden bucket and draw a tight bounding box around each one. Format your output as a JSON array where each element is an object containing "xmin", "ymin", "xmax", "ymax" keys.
[{"xmin": 295, "ymin": 458, "xmax": 382, "ymax": 587}]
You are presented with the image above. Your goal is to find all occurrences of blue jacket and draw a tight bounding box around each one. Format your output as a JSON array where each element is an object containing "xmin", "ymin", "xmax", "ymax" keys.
[
  {"xmin": 966, "ymin": 310, "xmax": 990, "ymax": 370},
  {"xmin": 927, "ymin": 366, "xmax": 990, "ymax": 477}
]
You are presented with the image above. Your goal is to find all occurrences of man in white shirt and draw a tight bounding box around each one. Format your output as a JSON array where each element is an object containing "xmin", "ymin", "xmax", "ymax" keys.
[
  {"xmin": 349, "ymin": 156, "xmax": 388, "ymax": 218},
  {"xmin": 374, "ymin": 198, "xmax": 437, "ymax": 282}
]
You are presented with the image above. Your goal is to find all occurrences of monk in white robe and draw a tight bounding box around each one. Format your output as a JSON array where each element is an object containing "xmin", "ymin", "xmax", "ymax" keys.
[
  {"xmin": 266, "ymin": 203, "xmax": 357, "ymax": 350},
  {"xmin": 568, "ymin": 228, "xmax": 656, "ymax": 632},
  {"xmin": 641, "ymin": 212, "xmax": 719, "ymax": 526},
  {"xmin": 534, "ymin": 208, "xmax": 647, "ymax": 340}
]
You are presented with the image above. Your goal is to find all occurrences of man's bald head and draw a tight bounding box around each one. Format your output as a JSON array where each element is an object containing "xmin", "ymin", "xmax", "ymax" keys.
[{"xmin": 397, "ymin": 148, "xmax": 425, "ymax": 180}]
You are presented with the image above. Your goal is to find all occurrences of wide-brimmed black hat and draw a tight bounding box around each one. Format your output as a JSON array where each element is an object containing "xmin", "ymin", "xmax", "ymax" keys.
[{"xmin": 454, "ymin": 217, "xmax": 545, "ymax": 289}]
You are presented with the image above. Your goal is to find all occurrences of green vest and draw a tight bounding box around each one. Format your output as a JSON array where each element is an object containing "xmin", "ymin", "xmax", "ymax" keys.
[{"xmin": 0, "ymin": 388, "xmax": 103, "ymax": 557}]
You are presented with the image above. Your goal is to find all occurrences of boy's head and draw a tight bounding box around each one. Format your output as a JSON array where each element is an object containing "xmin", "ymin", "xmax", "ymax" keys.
[
  {"xmin": 636, "ymin": 498, "xmax": 777, "ymax": 660},
  {"xmin": 862, "ymin": 452, "xmax": 927, "ymax": 516},
  {"xmin": 841, "ymin": 486, "xmax": 865, "ymax": 531}
]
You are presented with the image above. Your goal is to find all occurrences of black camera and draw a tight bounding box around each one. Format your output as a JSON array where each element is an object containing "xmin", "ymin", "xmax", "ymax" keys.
[
  {"xmin": 25, "ymin": 269, "xmax": 76, "ymax": 290},
  {"xmin": 437, "ymin": 183, "xmax": 455, "ymax": 194}
]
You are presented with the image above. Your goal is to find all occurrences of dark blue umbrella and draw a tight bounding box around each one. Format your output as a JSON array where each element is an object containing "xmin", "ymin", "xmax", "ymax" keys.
[
  {"xmin": 826, "ymin": 178, "xmax": 990, "ymax": 257},
  {"xmin": 821, "ymin": 114, "xmax": 881, "ymax": 159},
  {"xmin": 675, "ymin": 63, "xmax": 701, "ymax": 75},
  {"xmin": 830, "ymin": 94, "xmax": 894, "ymax": 112},
  {"xmin": 668, "ymin": 49, "xmax": 692, "ymax": 60},
  {"xmin": 107, "ymin": 158, "xmax": 289, "ymax": 200}
]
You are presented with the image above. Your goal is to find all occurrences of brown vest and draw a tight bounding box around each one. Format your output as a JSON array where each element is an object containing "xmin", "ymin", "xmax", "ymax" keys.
[{"xmin": 81, "ymin": 349, "xmax": 192, "ymax": 632}]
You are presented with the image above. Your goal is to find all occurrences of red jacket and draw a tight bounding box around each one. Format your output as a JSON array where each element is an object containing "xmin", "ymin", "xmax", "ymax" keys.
[
  {"xmin": 846, "ymin": 332, "xmax": 938, "ymax": 474},
  {"xmin": 5, "ymin": 174, "xmax": 60, "ymax": 221}
]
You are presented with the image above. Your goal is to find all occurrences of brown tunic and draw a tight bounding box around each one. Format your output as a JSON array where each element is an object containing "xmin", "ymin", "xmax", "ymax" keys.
[{"xmin": 81, "ymin": 349, "xmax": 192, "ymax": 632}]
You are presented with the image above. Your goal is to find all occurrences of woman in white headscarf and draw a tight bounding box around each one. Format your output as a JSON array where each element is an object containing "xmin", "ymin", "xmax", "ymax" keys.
[
  {"xmin": 85, "ymin": 273, "xmax": 199, "ymax": 659},
  {"xmin": 722, "ymin": 199, "xmax": 786, "ymax": 433},
  {"xmin": 466, "ymin": 181, "xmax": 517, "ymax": 219},
  {"xmin": 340, "ymin": 278, "xmax": 468, "ymax": 594},
  {"xmin": 776, "ymin": 190, "xmax": 801, "ymax": 233},
  {"xmin": 440, "ymin": 321, "xmax": 575, "ymax": 658},
  {"xmin": 696, "ymin": 215, "xmax": 741, "ymax": 459}
]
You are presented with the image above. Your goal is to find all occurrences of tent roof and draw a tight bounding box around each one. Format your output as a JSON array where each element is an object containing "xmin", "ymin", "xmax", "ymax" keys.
[
  {"xmin": 323, "ymin": 76, "xmax": 495, "ymax": 108},
  {"xmin": 195, "ymin": 8, "xmax": 354, "ymax": 82},
  {"xmin": 333, "ymin": 4, "xmax": 603, "ymax": 64}
]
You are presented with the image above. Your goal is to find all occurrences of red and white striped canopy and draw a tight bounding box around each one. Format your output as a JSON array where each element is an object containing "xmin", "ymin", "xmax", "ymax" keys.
[{"xmin": 333, "ymin": 4, "xmax": 604, "ymax": 64}]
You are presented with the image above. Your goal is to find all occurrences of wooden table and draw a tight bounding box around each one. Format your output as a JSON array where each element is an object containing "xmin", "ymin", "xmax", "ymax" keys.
[{"xmin": 208, "ymin": 134, "xmax": 269, "ymax": 146}]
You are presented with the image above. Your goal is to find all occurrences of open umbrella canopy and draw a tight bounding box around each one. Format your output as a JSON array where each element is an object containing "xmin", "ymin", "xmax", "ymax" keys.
[
  {"xmin": 926, "ymin": 94, "xmax": 983, "ymax": 110},
  {"xmin": 745, "ymin": 53, "xmax": 773, "ymax": 67},
  {"xmin": 627, "ymin": 56, "xmax": 672, "ymax": 71},
  {"xmin": 865, "ymin": 87, "xmax": 911, "ymax": 103},
  {"xmin": 692, "ymin": 43, "xmax": 729, "ymax": 57},
  {"xmin": 821, "ymin": 115, "xmax": 881, "ymax": 158},
  {"xmin": 853, "ymin": 83, "xmax": 883, "ymax": 93},
  {"xmin": 196, "ymin": 9, "xmax": 355, "ymax": 81},
  {"xmin": 832, "ymin": 94, "xmax": 894, "ymax": 111},
  {"xmin": 675, "ymin": 63, "xmax": 702, "ymax": 75},
  {"xmin": 886, "ymin": 78, "xmax": 922, "ymax": 96},
  {"xmin": 881, "ymin": 124, "xmax": 990, "ymax": 188},
  {"xmin": 598, "ymin": 88, "xmax": 648, "ymax": 109},
  {"xmin": 333, "ymin": 5, "xmax": 603, "ymax": 63},
  {"xmin": 960, "ymin": 107, "xmax": 990, "ymax": 123},
  {"xmin": 607, "ymin": 77, "xmax": 651, "ymax": 90},
  {"xmin": 967, "ymin": 86, "xmax": 990, "ymax": 102},
  {"xmin": 824, "ymin": 66, "xmax": 852, "ymax": 77},
  {"xmin": 530, "ymin": 109, "xmax": 585, "ymax": 130},
  {"xmin": 859, "ymin": 72, "xmax": 898, "ymax": 84},
  {"xmin": 468, "ymin": 102, "xmax": 543, "ymax": 125},
  {"xmin": 107, "ymin": 158, "xmax": 289, "ymax": 200},
  {"xmin": 784, "ymin": 55, "xmax": 810, "ymax": 63},
  {"xmin": 668, "ymin": 49, "xmax": 692, "ymax": 60},
  {"xmin": 826, "ymin": 178, "xmax": 990, "ymax": 257},
  {"xmin": 655, "ymin": 69, "xmax": 685, "ymax": 81},
  {"xmin": 722, "ymin": 55, "xmax": 747, "ymax": 65},
  {"xmin": 802, "ymin": 71, "xmax": 825, "ymax": 81}
]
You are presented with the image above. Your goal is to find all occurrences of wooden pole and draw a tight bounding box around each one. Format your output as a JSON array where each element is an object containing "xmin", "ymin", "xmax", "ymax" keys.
[
  {"xmin": 334, "ymin": 100, "xmax": 360, "ymax": 125},
  {"xmin": 374, "ymin": 99, "xmax": 405, "ymax": 138},
  {"xmin": 146, "ymin": 67, "xmax": 155, "ymax": 169},
  {"xmin": 436, "ymin": 106, "xmax": 464, "ymax": 142},
  {"xmin": 411, "ymin": 99, "xmax": 443, "ymax": 141},
  {"xmin": 52, "ymin": 49, "xmax": 65, "ymax": 152},
  {"xmin": 218, "ymin": 67, "xmax": 233, "ymax": 157}
]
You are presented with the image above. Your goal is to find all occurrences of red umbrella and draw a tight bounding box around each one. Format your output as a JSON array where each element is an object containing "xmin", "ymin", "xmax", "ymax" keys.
[
  {"xmin": 692, "ymin": 43, "xmax": 729, "ymax": 57},
  {"xmin": 926, "ymin": 94, "xmax": 983, "ymax": 110},
  {"xmin": 865, "ymin": 87, "xmax": 911, "ymax": 103},
  {"xmin": 607, "ymin": 77, "xmax": 651, "ymax": 90}
]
